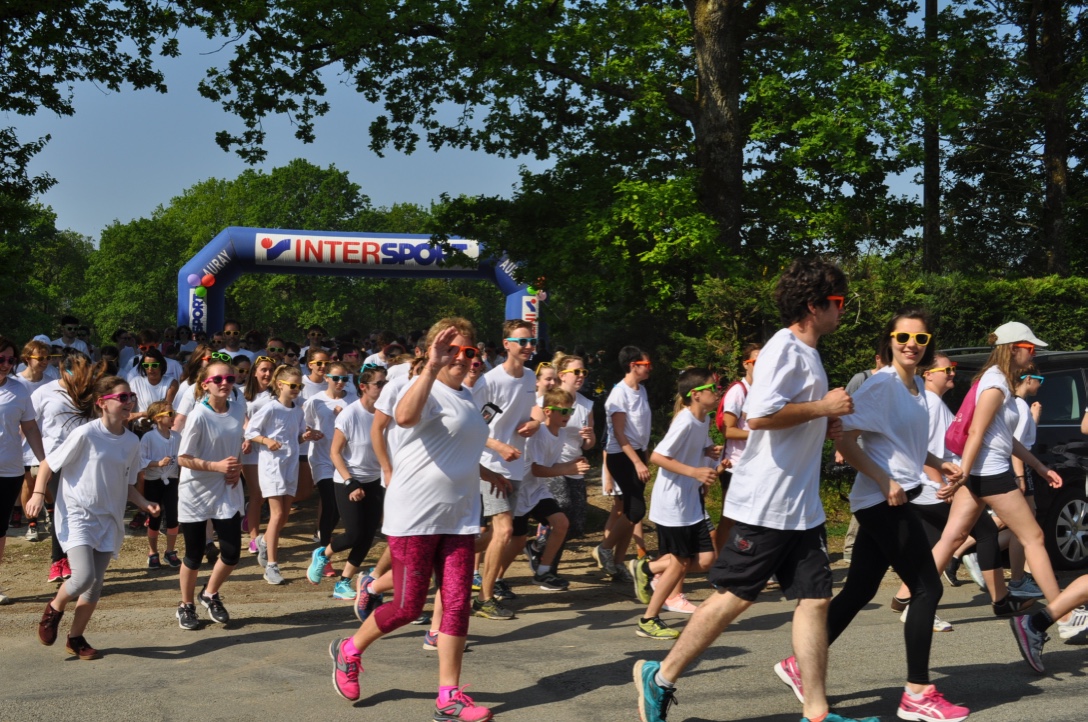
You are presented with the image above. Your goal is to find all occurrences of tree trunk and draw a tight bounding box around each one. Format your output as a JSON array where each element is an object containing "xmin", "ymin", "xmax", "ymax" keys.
[
  {"xmin": 922, "ymin": 0, "xmax": 941, "ymax": 272},
  {"xmin": 689, "ymin": 0, "xmax": 749, "ymax": 256},
  {"xmin": 1037, "ymin": 0, "xmax": 1069, "ymax": 275}
]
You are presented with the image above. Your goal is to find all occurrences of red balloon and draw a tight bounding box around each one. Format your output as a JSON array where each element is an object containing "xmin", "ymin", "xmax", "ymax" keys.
[{"xmin": 201, "ymin": 274, "xmax": 215, "ymax": 287}]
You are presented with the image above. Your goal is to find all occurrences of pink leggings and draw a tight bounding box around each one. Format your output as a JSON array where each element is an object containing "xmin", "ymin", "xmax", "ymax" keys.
[{"xmin": 373, "ymin": 533, "xmax": 475, "ymax": 637}]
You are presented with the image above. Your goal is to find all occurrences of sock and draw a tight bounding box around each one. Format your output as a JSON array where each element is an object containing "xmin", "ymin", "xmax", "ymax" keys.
[
  {"xmin": 806, "ymin": 713, "xmax": 828, "ymax": 722},
  {"xmin": 641, "ymin": 617, "xmax": 655, "ymax": 624},
  {"xmin": 894, "ymin": 595, "xmax": 910, "ymax": 605},
  {"xmin": 343, "ymin": 636, "xmax": 361, "ymax": 657},
  {"xmin": 1031, "ymin": 608, "xmax": 1055, "ymax": 633},
  {"xmin": 438, "ymin": 685, "xmax": 458, "ymax": 705},
  {"xmin": 537, "ymin": 564, "xmax": 551, "ymax": 575},
  {"xmin": 654, "ymin": 670, "xmax": 675, "ymax": 688},
  {"xmin": 904, "ymin": 685, "xmax": 930, "ymax": 699},
  {"xmin": 340, "ymin": 576, "xmax": 351, "ymax": 583}
]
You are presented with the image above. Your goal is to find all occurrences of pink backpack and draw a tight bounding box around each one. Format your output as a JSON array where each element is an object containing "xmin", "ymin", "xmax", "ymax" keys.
[{"xmin": 944, "ymin": 380, "xmax": 981, "ymax": 456}]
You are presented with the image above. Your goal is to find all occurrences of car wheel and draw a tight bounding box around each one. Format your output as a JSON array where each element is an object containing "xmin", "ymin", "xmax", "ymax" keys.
[{"xmin": 1043, "ymin": 488, "xmax": 1088, "ymax": 570}]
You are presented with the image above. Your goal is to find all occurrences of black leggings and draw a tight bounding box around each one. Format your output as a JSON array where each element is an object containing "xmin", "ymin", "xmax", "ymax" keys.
[
  {"xmin": 144, "ymin": 478, "xmax": 179, "ymax": 532},
  {"xmin": 828, "ymin": 501, "xmax": 942, "ymax": 685},
  {"xmin": 180, "ymin": 514, "xmax": 243, "ymax": 570},
  {"xmin": 316, "ymin": 478, "xmax": 340, "ymax": 546},
  {"xmin": 0, "ymin": 475, "xmax": 21, "ymax": 536},
  {"xmin": 606, "ymin": 449, "xmax": 648, "ymax": 523},
  {"xmin": 912, "ymin": 500, "xmax": 1001, "ymax": 570},
  {"xmin": 331, "ymin": 479, "xmax": 384, "ymax": 568}
]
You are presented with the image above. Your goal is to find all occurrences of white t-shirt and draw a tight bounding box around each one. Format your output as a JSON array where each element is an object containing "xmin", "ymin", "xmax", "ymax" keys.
[
  {"xmin": 973, "ymin": 366, "xmax": 1019, "ymax": 476},
  {"xmin": 128, "ymin": 374, "xmax": 173, "ymax": 413},
  {"xmin": 362, "ymin": 352, "xmax": 387, "ymax": 368},
  {"xmin": 32, "ymin": 380, "xmax": 87, "ymax": 456},
  {"xmin": 332, "ymin": 401, "xmax": 381, "ymax": 483},
  {"xmin": 519, "ymin": 422, "xmax": 564, "ymax": 516},
  {"xmin": 178, "ymin": 399, "xmax": 247, "ymax": 523},
  {"xmin": 382, "ymin": 379, "xmax": 489, "ymax": 536},
  {"xmin": 374, "ymin": 374, "xmax": 412, "ymax": 459},
  {"xmin": 118, "ymin": 346, "xmax": 136, "ymax": 371},
  {"xmin": 126, "ymin": 357, "xmax": 182, "ymax": 386},
  {"xmin": 724, "ymin": 327, "xmax": 829, "ymax": 531},
  {"xmin": 13, "ymin": 374, "xmax": 50, "ymax": 467},
  {"xmin": 840, "ymin": 367, "xmax": 929, "ymax": 512},
  {"xmin": 46, "ymin": 420, "xmax": 141, "ymax": 555},
  {"xmin": 245, "ymin": 399, "xmax": 306, "ymax": 496},
  {"xmin": 1013, "ymin": 397, "xmax": 1037, "ymax": 449},
  {"xmin": 304, "ymin": 392, "xmax": 347, "ymax": 481},
  {"xmin": 720, "ymin": 380, "xmax": 750, "ymax": 465},
  {"xmin": 387, "ymin": 363, "xmax": 410, "ymax": 381},
  {"xmin": 649, "ymin": 408, "xmax": 714, "ymax": 527},
  {"xmin": 178, "ymin": 340, "xmax": 198, "ymax": 354},
  {"xmin": 557, "ymin": 392, "xmax": 594, "ymax": 479},
  {"xmin": 242, "ymin": 392, "xmax": 275, "ymax": 464},
  {"xmin": 914, "ymin": 389, "xmax": 958, "ymax": 506},
  {"xmin": 221, "ymin": 347, "xmax": 255, "ymax": 363},
  {"xmin": 53, "ymin": 337, "xmax": 89, "ymax": 355},
  {"xmin": 478, "ymin": 364, "xmax": 538, "ymax": 480},
  {"xmin": 302, "ymin": 374, "xmax": 327, "ymax": 401},
  {"xmin": 140, "ymin": 428, "xmax": 181, "ymax": 481},
  {"xmin": 0, "ymin": 378, "xmax": 35, "ymax": 476},
  {"xmin": 604, "ymin": 382, "xmax": 651, "ymax": 453}
]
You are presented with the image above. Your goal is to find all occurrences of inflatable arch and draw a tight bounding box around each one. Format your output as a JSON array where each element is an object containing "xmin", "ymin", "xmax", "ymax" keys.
[{"xmin": 177, "ymin": 227, "xmax": 539, "ymax": 335}]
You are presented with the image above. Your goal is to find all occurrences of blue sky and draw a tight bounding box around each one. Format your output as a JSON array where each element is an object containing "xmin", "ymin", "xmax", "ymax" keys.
[{"xmin": 11, "ymin": 30, "xmax": 543, "ymax": 242}]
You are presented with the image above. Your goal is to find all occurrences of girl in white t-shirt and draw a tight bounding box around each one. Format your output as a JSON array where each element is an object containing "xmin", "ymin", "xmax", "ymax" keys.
[
  {"xmin": 246, "ymin": 365, "xmax": 321, "ymax": 584},
  {"xmin": 304, "ymin": 362, "xmax": 351, "ymax": 585},
  {"xmin": 28, "ymin": 375, "xmax": 158, "ymax": 659},
  {"xmin": 129, "ymin": 348, "xmax": 178, "ymax": 414},
  {"xmin": 631, "ymin": 369, "xmax": 721, "ymax": 640},
  {"xmin": 241, "ymin": 354, "xmax": 276, "ymax": 552},
  {"xmin": 535, "ymin": 362, "xmax": 557, "ymax": 396},
  {"xmin": 1008, "ymin": 366, "xmax": 1044, "ymax": 595},
  {"xmin": 140, "ymin": 400, "xmax": 182, "ymax": 570},
  {"xmin": 171, "ymin": 345, "xmax": 219, "ymax": 432},
  {"xmin": 714, "ymin": 342, "xmax": 760, "ymax": 551}
]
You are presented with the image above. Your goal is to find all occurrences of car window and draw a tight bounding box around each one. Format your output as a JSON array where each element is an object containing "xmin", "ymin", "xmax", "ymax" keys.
[{"xmin": 1036, "ymin": 370, "xmax": 1084, "ymax": 425}]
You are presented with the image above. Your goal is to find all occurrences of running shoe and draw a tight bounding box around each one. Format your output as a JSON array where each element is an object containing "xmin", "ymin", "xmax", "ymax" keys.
[
  {"xmin": 25, "ymin": 523, "xmax": 40, "ymax": 542},
  {"xmin": 471, "ymin": 571, "xmax": 483, "ymax": 591},
  {"xmin": 596, "ymin": 545, "xmax": 620, "ymax": 575},
  {"xmin": 329, "ymin": 637, "xmax": 362, "ymax": 701},
  {"xmin": 898, "ymin": 605, "xmax": 955, "ymax": 632},
  {"xmin": 533, "ymin": 570, "xmax": 570, "ymax": 591},
  {"xmin": 897, "ymin": 684, "xmax": 969, "ymax": 721},
  {"xmin": 263, "ymin": 562, "xmax": 285, "ymax": 585},
  {"xmin": 332, "ymin": 579, "xmax": 355, "ymax": 600},
  {"xmin": 494, "ymin": 579, "xmax": 518, "ymax": 601},
  {"xmin": 629, "ymin": 558, "xmax": 652, "ymax": 604},
  {"xmin": 307, "ymin": 547, "xmax": 330, "ymax": 585},
  {"xmin": 993, "ymin": 593, "xmax": 1034, "ymax": 617},
  {"xmin": 0, "ymin": 589, "xmax": 10, "ymax": 605},
  {"xmin": 591, "ymin": 544, "xmax": 605, "ymax": 569},
  {"xmin": 524, "ymin": 539, "xmax": 543, "ymax": 574},
  {"xmin": 248, "ymin": 538, "xmax": 258, "ymax": 554},
  {"xmin": 199, "ymin": 587, "xmax": 230, "ymax": 624},
  {"xmin": 65, "ymin": 634, "xmax": 100, "ymax": 661},
  {"xmin": 1009, "ymin": 574, "xmax": 1044, "ymax": 599},
  {"xmin": 1011, "ymin": 614, "xmax": 1048, "ymax": 672},
  {"xmin": 434, "ymin": 685, "xmax": 492, "ymax": 722},
  {"xmin": 472, "ymin": 596, "xmax": 515, "ymax": 620},
  {"xmin": 60, "ymin": 558, "xmax": 71, "ymax": 579},
  {"xmin": 411, "ymin": 612, "xmax": 432, "ymax": 625},
  {"xmin": 38, "ymin": 602, "xmax": 63, "ymax": 646},
  {"xmin": 650, "ymin": 573, "xmax": 661, "ymax": 591},
  {"xmin": 164, "ymin": 550, "xmax": 182, "ymax": 568},
  {"xmin": 773, "ymin": 655, "xmax": 805, "ymax": 704},
  {"xmin": 612, "ymin": 565, "xmax": 634, "ymax": 583},
  {"xmin": 961, "ymin": 552, "xmax": 985, "ymax": 590},
  {"xmin": 129, "ymin": 511, "xmax": 146, "ymax": 530},
  {"xmin": 636, "ymin": 616, "xmax": 679, "ymax": 640},
  {"xmin": 47, "ymin": 560, "xmax": 64, "ymax": 584},
  {"xmin": 256, "ymin": 535, "xmax": 267, "ymax": 568},
  {"xmin": 1057, "ymin": 606, "xmax": 1088, "ymax": 643},
  {"xmin": 423, "ymin": 630, "xmax": 439, "ymax": 650},
  {"xmin": 176, "ymin": 602, "xmax": 200, "ymax": 630},
  {"xmin": 890, "ymin": 595, "xmax": 911, "ymax": 612},
  {"xmin": 943, "ymin": 557, "xmax": 962, "ymax": 587},
  {"xmin": 147, "ymin": 553, "xmax": 161, "ymax": 570},
  {"xmin": 662, "ymin": 594, "xmax": 698, "ymax": 614},
  {"xmin": 10, "ymin": 508, "xmax": 22, "ymax": 528},
  {"xmin": 633, "ymin": 659, "xmax": 678, "ymax": 722},
  {"xmin": 354, "ymin": 575, "xmax": 384, "ymax": 623},
  {"xmin": 241, "ymin": 510, "xmax": 249, "ymax": 533},
  {"xmin": 811, "ymin": 714, "xmax": 881, "ymax": 722},
  {"xmin": 323, "ymin": 562, "xmax": 336, "ymax": 577}
]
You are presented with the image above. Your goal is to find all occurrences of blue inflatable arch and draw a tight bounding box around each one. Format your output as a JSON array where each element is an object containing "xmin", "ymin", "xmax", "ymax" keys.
[{"xmin": 177, "ymin": 227, "xmax": 539, "ymax": 335}]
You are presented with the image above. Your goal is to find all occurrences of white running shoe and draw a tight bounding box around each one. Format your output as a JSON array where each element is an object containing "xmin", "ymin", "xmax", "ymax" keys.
[
  {"xmin": 1058, "ymin": 606, "xmax": 1088, "ymax": 643},
  {"xmin": 264, "ymin": 562, "xmax": 285, "ymax": 585}
]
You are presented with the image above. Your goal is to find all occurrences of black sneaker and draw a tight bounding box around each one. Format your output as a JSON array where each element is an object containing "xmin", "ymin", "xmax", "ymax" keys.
[
  {"xmin": 473, "ymin": 596, "xmax": 515, "ymax": 620},
  {"xmin": 943, "ymin": 557, "xmax": 962, "ymax": 587},
  {"xmin": 164, "ymin": 550, "xmax": 182, "ymax": 568},
  {"xmin": 994, "ymin": 593, "xmax": 1036, "ymax": 617},
  {"xmin": 524, "ymin": 539, "xmax": 543, "ymax": 574},
  {"xmin": 199, "ymin": 587, "xmax": 230, "ymax": 624},
  {"xmin": 176, "ymin": 602, "xmax": 200, "ymax": 630},
  {"xmin": 147, "ymin": 553, "xmax": 161, "ymax": 570},
  {"xmin": 493, "ymin": 579, "xmax": 518, "ymax": 601},
  {"xmin": 534, "ymin": 570, "xmax": 570, "ymax": 591}
]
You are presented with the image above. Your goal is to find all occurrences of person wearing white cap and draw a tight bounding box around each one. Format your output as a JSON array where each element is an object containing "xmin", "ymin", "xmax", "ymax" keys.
[{"xmin": 925, "ymin": 322, "xmax": 1073, "ymax": 620}]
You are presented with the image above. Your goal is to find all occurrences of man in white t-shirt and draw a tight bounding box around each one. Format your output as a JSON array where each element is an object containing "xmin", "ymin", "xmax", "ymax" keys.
[
  {"xmin": 52, "ymin": 315, "xmax": 89, "ymax": 356},
  {"xmin": 634, "ymin": 258, "xmax": 870, "ymax": 722},
  {"xmin": 473, "ymin": 319, "xmax": 540, "ymax": 621},
  {"xmin": 220, "ymin": 319, "xmax": 255, "ymax": 363}
]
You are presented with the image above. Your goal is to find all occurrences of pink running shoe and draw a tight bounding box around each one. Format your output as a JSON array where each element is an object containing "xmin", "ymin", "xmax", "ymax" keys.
[
  {"xmin": 323, "ymin": 562, "xmax": 336, "ymax": 577},
  {"xmin": 662, "ymin": 594, "xmax": 698, "ymax": 614},
  {"xmin": 773, "ymin": 655, "xmax": 805, "ymax": 704},
  {"xmin": 329, "ymin": 638, "xmax": 361, "ymax": 701},
  {"xmin": 60, "ymin": 558, "xmax": 72, "ymax": 579},
  {"xmin": 48, "ymin": 560, "xmax": 64, "ymax": 584},
  {"xmin": 435, "ymin": 686, "xmax": 493, "ymax": 722},
  {"xmin": 248, "ymin": 539, "xmax": 258, "ymax": 554},
  {"xmin": 898, "ymin": 685, "xmax": 969, "ymax": 722}
]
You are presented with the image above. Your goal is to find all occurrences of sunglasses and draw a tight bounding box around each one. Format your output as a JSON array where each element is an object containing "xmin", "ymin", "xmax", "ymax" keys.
[
  {"xmin": 308, "ymin": 331, "xmax": 323, "ymax": 337},
  {"xmin": 254, "ymin": 355, "xmax": 275, "ymax": 366},
  {"xmin": 926, "ymin": 366, "xmax": 957, "ymax": 375},
  {"xmin": 223, "ymin": 330, "xmax": 240, "ymax": 336},
  {"xmin": 742, "ymin": 359, "xmax": 756, "ymax": 366},
  {"xmin": 826, "ymin": 295, "xmax": 845, "ymax": 311},
  {"xmin": 209, "ymin": 351, "xmax": 234, "ymax": 364},
  {"xmin": 1013, "ymin": 342, "xmax": 1036, "ymax": 356},
  {"xmin": 368, "ymin": 380, "xmax": 389, "ymax": 388},
  {"xmin": 505, "ymin": 337, "xmax": 537, "ymax": 347},
  {"xmin": 279, "ymin": 381, "xmax": 302, "ymax": 390},
  {"xmin": 138, "ymin": 344, "xmax": 156, "ymax": 351},
  {"xmin": 1020, "ymin": 374, "xmax": 1045, "ymax": 384},
  {"xmin": 343, "ymin": 352, "xmax": 360, "ymax": 359},
  {"xmin": 889, "ymin": 331, "xmax": 932, "ymax": 346},
  {"xmin": 327, "ymin": 375, "xmax": 350, "ymax": 383},
  {"xmin": 267, "ymin": 347, "xmax": 286, "ymax": 354},
  {"xmin": 0, "ymin": 355, "xmax": 16, "ymax": 365},
  {"xmin": 141, "ymin": 362, "xmax": 162, "ymax": 369},
  {"xmin": 686, "ymin": 382, "xmax": 719, "ymax": 397},
  {"xmin": 100, "ymin": 392, "xmax": 137, "ymax": 403},
  {"xmin": 450, "ymin": 345, "xmax": 479, "ymax": 359},
  {"xmin": 631, "ymin": 360, "xmax": 652, "ymax": 367},
  {"xmin": 203, "ymin": 375, "xmax": 236, "ymax": 385},
  {"xmin": 361, "ymin": 363, "xmax": 384, "ymax": 372},
  {"xmin": 560, "ymin": 368, "xmax": 589, "ymax": 377},
  {"xmin": 49, "ymin": 353, "xmax": 63, "ymax": 359},
  {"xmin": 153, "ymin": 411, "xmax": 177, "ymax": 419},
  {"xmin": 310, "ymin": 360, "xmax": 330, "ymax": 367},
  {"xmin": 285, "ymin": 352, "xmax": 299, "ymax": 358},
  {"xmin": 545, "ymin": 406, "xmax": 574, "ymax": 416},
  {"xmin": 27, "ymin": 355, "xmax": 49, "ymax": 361},
  {"xmin": 63, "ymin": 325, "xmax": 78, "ymax": 331}
]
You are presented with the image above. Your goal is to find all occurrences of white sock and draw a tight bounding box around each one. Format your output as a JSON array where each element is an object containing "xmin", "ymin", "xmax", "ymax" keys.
[
  {"xmin": 655, "ymin": 671, "xmax": 675, "ymax": 688},
  {"xmin": 537, "ymin": 564, "xmax": 551, "ymax": 574}
]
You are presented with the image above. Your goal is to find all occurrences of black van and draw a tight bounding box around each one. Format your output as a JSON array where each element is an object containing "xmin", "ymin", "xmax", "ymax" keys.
[{"xmin": 942, "ymin": 348, "xmax": 1088, "ymax": 570}]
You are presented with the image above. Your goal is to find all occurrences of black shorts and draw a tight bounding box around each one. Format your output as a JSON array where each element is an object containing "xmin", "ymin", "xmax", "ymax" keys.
[
  {"xmin": 513, "ymin": 497, "xmax": 563, "ymax": 537},
  {"xmin": 718, "ymin": 469, "xmax": 732, "ymax": 495},
  {"xmin": 657, "ymin": 521, "xmax": 713, "ymax": 560},
  {"xmin": 708, "ymin": 522, "xmax": 832, "ymax": 602},
  {"xmin": 967, "ymin": 469, "xmax": 1019, "ymax": 498}
]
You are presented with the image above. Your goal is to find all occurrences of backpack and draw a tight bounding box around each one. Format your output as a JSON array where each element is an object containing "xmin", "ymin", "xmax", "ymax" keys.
[
  {"xmin": 715, "ymin": 380, "xmax": 748, "ymax": 436},
  {"xmin": 944, "ymin": 379, "xmax": 981, "ymax": 456}
]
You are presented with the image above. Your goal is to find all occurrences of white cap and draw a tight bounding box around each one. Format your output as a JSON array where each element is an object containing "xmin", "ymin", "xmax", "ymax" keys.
[
  {"xmin": 32, "ymin": 334, "xmax": 52, "ymax": 344},
  {"xmin": 992, "ymin": 322, "xmax": 1048, "ymax": 347}
]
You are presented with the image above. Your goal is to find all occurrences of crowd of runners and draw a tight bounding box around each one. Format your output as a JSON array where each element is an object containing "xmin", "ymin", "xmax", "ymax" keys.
[{"xmin": 4, "ymin": 257, "xmax": 1088, "ymax": 722}]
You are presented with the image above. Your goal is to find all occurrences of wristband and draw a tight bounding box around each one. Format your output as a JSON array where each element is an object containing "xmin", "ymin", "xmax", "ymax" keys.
[{"xmin": 32, "ymin": 491, "xmax": 45, "ymax": 496}]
